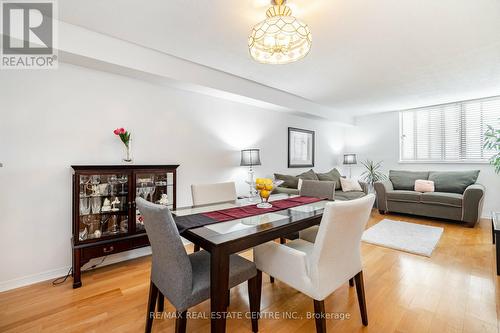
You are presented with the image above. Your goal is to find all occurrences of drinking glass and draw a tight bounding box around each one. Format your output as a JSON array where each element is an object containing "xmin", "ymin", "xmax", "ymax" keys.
[
  {"xmin": 80, "ymin": 198, "xmax": 91, "ymax": 215},
  {"xmin": 91, "ymin": 197, "xmax": 101, "ymax": 214}
]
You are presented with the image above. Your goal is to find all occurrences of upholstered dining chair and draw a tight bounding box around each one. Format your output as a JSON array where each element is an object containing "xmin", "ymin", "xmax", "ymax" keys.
[
  {"xmin": 299, "ymin": 179, "xmax": 336, "ymax": 200},
  {"xmin": 191, "ymin": 181, "xmax": 237, "ymax": 207},
  {"xmin": 268, "ymin": 179, "xmax": 337, "ymax": 284},
  {"xmin": 191, "ymin": 181, "xmax": 237, "ymax": 252},
  {"xmin": 136, "ymin": 198, "xmax": 262, "ymax": 333},
  {"xmin": 254, "ymin": 194, "xmax": 375, "ymax": 333}
]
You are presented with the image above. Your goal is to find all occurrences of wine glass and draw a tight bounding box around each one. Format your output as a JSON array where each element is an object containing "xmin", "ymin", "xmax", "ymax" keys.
[
  {"xmin": 80, "ymin": 175, "xmax": 89, "ymax": 197},
  {"xmin": 108, "ymin": 175, "xmax": 118, "ymax": 195},
  {"xmin": 117, "ymin": 175, "xmax": 128, "ymax": 195},
  {"xmin": 149, "ymin": 185, "xmax": 156, "ymax": 202},
  {"xmin": 90, "ymin": 175, "xmax": 101, "ymax": 196}
]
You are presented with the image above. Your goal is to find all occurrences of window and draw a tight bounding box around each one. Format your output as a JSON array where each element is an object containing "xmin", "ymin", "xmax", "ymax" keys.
[{"xmin": 399, "ymin": 96, "xmax": 500, "ymax": 163}]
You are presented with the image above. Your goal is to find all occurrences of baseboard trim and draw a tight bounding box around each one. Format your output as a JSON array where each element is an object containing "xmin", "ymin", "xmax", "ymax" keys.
[
  {"xmin": 1, "ymin": 237, "xmax": 193, "ymax": 293},
  {"xmin": 0, "ymin": 247, "xmax": 153, "ymax": 293}
]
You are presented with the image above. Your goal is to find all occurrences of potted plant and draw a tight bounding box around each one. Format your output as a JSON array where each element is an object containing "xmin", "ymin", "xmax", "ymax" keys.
[
  {"xmin": 360, "ymin": 159, "xmax": 387, "ymax": 208},
  {"xmin": 484, "ymin": 124, "xmax": 500, "ymax": 173}
]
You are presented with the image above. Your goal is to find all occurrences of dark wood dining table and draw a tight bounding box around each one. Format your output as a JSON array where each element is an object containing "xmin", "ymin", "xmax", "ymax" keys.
[{"xmin": 172, "ymin": 194, "xmax": 328, "ymax": 333}]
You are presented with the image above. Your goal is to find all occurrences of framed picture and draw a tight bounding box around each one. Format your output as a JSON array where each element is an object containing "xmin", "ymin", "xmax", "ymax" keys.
[{"xmin": 288, "ymin": 127, "xmax": 315, "ymax": 168}]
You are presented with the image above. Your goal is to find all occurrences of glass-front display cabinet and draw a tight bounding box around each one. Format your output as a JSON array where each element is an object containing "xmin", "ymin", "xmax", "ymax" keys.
[{"xmin": 71, "ymin": 165, "xmax": 179, "ymax": 288}]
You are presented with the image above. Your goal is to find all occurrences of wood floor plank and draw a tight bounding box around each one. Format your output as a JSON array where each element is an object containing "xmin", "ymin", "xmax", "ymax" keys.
[{"xmin": 0, "ymin": 212, "xmax": 498, "ymax": 333}]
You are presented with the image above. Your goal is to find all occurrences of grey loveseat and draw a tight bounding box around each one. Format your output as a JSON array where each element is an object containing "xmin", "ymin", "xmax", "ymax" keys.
[{"xmin": 374, "ymin": 170, "xmax": 485, "ymax": 227}]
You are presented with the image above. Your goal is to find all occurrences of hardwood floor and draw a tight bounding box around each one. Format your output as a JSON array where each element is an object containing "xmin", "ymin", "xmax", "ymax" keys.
[{"xmin": 1, "ymin": 211, "xmax": 499, "ymax": 332}]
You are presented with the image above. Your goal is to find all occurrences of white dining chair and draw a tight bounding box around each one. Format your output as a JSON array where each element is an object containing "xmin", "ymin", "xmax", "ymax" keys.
[
  {"xmin": 191, "ymin": 181, "xmax": 237, "ymax": 207},
  {"xmin": 190, "ymin": 181, "xmax": 237, "ymax": 253},
  {"xmin": 254, "ymin": 194, "xmax": 375, "ymax": 333}
]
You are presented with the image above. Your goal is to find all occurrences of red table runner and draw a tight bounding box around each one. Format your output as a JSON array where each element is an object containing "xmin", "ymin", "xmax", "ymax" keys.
[{"xmin": 201, "ymin": 196, "xmax": 324, "ymax": 222}]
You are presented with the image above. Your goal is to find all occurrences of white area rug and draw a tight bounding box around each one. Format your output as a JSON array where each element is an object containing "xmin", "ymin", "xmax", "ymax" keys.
[{"xmin": 362, "ymin": 219, "xmax": 444, "ymax": 257}]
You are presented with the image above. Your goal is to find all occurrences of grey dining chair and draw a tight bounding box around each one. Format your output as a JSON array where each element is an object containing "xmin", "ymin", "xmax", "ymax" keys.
[{"xmin": 136, "ymin": 198, "xmax": 262, "ymax": 333}]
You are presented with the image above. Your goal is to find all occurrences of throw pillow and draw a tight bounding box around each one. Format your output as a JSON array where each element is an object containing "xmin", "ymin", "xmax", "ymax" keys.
[
  {"xmin": 414, "ymin": 179, "xmax": 435, "ymax": 192},
  {"xmin": 389, "ymin": 170, "xmax": 430, "ymax": 190},
  {"xmin": 340, "ymin": 178, "xmax": 363, "ymax": 192},
  {"xmin": 316, "ymin": 168, "xmax": 342, "ymax": 190},
  {"xmin": 274, "ymin": 173, "xmax": 299, "ymax": 189},
  {"xmin": 297, "ymin": 169, "xmax": 319, "ymax": 181},
  {"xmin": 428, "ymin": 170, "xmax": 480, "ymax": 194}
]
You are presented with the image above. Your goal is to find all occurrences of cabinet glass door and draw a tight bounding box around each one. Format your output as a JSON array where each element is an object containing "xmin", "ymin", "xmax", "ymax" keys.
[
  {"xmin": 135, "ymin": 171, "xmax": 174, "ymax": 232},
  {"xmin": 77, "ymin": 172, "xmax": 130, "ymax": 242}
]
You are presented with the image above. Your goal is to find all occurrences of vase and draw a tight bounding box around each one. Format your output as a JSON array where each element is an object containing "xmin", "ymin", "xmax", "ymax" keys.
[{"xmin": 123, "ymin": 143, "xmax": 133, "ymax": 163}]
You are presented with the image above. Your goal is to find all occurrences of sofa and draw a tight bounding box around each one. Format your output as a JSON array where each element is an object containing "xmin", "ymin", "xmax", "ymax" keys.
[
  {"xmin": 374, "ymin": 170, "xmax": 485, "ymax": 227},
  {"xmin": 273, "ymin": 168, "xmax": 368, "ymax": 201}
]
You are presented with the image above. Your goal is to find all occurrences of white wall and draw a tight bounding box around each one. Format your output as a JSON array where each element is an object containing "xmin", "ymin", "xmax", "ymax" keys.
[
  {"xmin": 345, "ymin": 111, "xmax": 500, "ymax": 216},
  {"xmin": 0, "ymin": 63, "xmax": 346, "ymax": 290}
]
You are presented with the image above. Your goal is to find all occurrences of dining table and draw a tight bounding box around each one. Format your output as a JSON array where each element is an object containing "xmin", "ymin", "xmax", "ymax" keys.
[{"xmin": 172, "ymin": 194, "xmax": 329, "ymax": 333}]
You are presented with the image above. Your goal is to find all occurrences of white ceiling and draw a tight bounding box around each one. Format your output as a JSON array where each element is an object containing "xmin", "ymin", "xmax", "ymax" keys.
[{"xmin": 59, "ymin": 0, "xmax": 500, "ymax": 117}]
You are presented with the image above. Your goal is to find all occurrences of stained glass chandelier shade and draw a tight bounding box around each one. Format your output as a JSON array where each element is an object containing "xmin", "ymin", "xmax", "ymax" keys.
[{"xmin": 249, "ymin": 0, "xmax": 312, "ymax": 64}]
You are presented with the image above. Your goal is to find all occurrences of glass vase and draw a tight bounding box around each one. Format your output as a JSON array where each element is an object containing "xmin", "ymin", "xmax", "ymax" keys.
[{"xmin": 123, "ymin": 143, "xmax": 133, "ymax": 163}]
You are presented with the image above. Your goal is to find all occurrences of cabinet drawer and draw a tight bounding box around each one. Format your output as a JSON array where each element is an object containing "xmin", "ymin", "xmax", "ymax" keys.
[
  {"xmin": 131, "ymin": 235, "xmax": 150, "ymax": 249},
  {"xmin": 81, "ymin": 240, "xmax": 131, "ymax": 262}
]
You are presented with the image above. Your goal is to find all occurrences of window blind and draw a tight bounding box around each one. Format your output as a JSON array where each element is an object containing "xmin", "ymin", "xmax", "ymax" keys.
[{"xmin": 399, "ymin": 96, "xmax": 500, "ymax": 163}]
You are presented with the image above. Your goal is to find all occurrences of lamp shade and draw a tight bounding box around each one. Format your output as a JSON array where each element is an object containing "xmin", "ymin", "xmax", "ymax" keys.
[
  {"xmin": 343, "ymin": 154, "xmax": 357, "ymax": 165},
  {"xmin": 240, "ymin": 149, "xmax": 262, "ymax": 166}
]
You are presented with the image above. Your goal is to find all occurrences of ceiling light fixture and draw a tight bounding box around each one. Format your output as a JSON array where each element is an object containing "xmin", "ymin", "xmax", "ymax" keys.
[{"xmin": 249, "ymin": 0, "xmax": 312, "ymax": 64}]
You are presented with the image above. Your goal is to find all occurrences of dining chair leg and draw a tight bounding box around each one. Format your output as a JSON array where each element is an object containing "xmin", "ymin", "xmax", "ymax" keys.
[
  {"xmin": 349, "ymin": 278, "xmax": 354, "ymax": 287},
  {"xmin": 313, "ymin": 299, "xmax": 326, "ymax": 333},
  {"xmin": 270, "ymin": 276, "xmax": 275, "ymax": 284},
  {"xmin": 145, "ymin": 281, "xmax": 158, "ymax": 333},
  {"xmin": 157, "ymin": 291, "xmax": 164, "ymax": 313},
  {"xmin": 193, "ymin": 244, "xmax": 200, "ymax": 252},
  {"xmin": 175, "ymin": 310, "xmax": 187, "ymax": 333},
  {"xmin": 279, "ymin": 237, "xmax": 286, "ymax": 244},
  {"xmin": 354, "ymin": 271, "xmax": 368, "ymax": 326},
  {"xmin": 227, "ymin": 290, "xmax": 230, "ymax": 307},
  {"xmin": 248, "ymin": 270, "xmax": 262, "ymax": 333}
]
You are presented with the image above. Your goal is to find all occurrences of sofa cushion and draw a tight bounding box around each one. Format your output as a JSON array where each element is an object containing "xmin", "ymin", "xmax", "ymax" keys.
[
  {"xmin": 274, "ymin": 169, "xmax": 319, "ymax": 189},
  {"xmin": 316, "ymin": 168, "xmax": 342, "ymax": 190},
  {"xmin": 340, "ymin": 177, "xmax": 363, "ymax": 192},
  {"xmin": 428, "ymin": 170, "xmax": 480, "ymax": 194},
  {"xmin": 389, "ymin": 170, "xmax": 430, "ymax": 190},
  {"xmin": 421, "ymin": 192, "xmax": 463, "ymax": 207},
  {"xmin": 274, "ymin": 173, "xmax": 299, "ymax": 188},
  {"xmin": 297, "ymin": 169, "xmax": 319, "ymax": 181},
  {"xmin": 335, "ymin": 191, "xmax": 366, "ymax": 201},
  {"xmin": 386, "ymin": 190, "xmax": 422, "ymax": 203}
]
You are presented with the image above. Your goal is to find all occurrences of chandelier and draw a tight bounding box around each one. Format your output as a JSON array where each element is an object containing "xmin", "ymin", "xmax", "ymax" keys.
[{"xmin": 248, "ymin": 0, "xmax": 312, "ymax": 64}]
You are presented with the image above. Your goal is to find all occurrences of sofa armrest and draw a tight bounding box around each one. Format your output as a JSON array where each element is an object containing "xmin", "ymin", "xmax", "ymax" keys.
[
  {"xmin": 462, "ymin": 183, "xmax": 485, "ymax": 227},
  {"xmin": 374, "ymin": 180, "xmax": 394, "ymax": 212},
  {"xmin": 358, "ymin": 181, "xmax": 369, "ymax": 195}
]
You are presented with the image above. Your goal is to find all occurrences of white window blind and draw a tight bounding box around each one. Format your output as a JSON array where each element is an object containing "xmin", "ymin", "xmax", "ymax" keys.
[{"xmin": 399, "ymin": 96, "xmax": 500, "ymax": 163}]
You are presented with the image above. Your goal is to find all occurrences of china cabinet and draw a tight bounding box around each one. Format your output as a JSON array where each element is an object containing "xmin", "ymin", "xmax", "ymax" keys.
[{"xmin": 71, "ymin": 165, "xmax": 179, "ymax": 288}]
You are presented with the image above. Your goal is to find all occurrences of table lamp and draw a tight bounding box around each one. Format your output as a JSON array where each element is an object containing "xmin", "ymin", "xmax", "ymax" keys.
[
  {"xmin": 241, "ymin": 149, "xmax": 261, "ymax": 198},
  {"xmin": 343, "ymin": 153, "xmax": 357, "ymax": 178}
]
